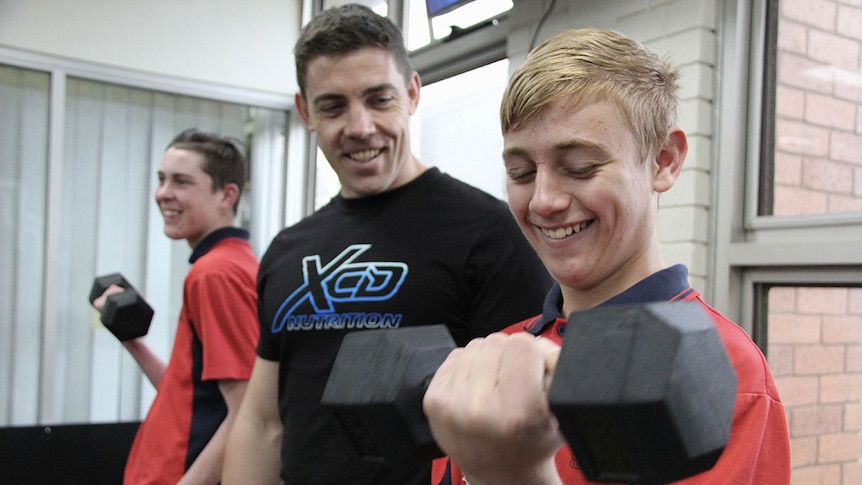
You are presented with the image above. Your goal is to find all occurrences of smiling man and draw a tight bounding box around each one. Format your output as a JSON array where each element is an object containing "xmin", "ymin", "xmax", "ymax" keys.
[
  {"xmin": 91, "ymin": 129, "xmax": 259, "ymax": 484},
  {"xmin": 222, "ymin": 4, "xmax": 552, "ymax": 485}
]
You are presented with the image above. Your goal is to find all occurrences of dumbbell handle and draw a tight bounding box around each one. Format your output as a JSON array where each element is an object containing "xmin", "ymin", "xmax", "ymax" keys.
[{"xmin": 90, "ymin": 284, "xmax": 126, "ymax": 312}]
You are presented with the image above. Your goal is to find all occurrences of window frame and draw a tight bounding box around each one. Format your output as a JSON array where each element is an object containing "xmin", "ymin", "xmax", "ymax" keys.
[{"xmin": 712, "ymin": 0, "xmax": 862, "ymax": 337}]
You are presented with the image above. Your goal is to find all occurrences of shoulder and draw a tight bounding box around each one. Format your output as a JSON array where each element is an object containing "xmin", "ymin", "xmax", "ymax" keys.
[
  {"xmin": 428, "ymin": 171, "xmax": 509, "ymax": 210},
  {"xmin": 698, "ymin": 300, "xmax": 782, "ymax": 401},
  {"xmin": 190, "ymin": 238, "xmax": 258, "ymax": 280}
]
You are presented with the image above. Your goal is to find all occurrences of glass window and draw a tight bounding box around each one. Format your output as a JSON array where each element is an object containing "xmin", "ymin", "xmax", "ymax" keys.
[
  {"xmin": 413, "ymin": 58, "xmax": 509, "ymax": 200},
  {"xmin": 0, "ymin": 65, "xmax": 50, "ymax": 425},
  {"xmin": 765, "ymin": 285, "xmax": 862, "ymax": 481},
  {"xmin": 407, "ymin": 0, "xmax": 512, "ymax": 50},
  {"xmin": 764, "ymin": 0, "xmax": 862, "ymax": 216},
  {"xmin": 321, "ymin": 0, "xmax": 511, "ymax": 51}
]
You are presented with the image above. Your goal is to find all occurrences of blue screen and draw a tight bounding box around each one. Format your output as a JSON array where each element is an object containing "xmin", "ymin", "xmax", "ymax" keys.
[{"xmin": 426, "ymin": 0, "xmax": 472, "ymax": 16}]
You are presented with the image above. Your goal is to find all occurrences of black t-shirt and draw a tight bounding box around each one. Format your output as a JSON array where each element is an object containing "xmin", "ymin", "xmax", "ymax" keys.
[{"xmin": 257, "ymin": 168, "xmax": 553, "ymax": 484}]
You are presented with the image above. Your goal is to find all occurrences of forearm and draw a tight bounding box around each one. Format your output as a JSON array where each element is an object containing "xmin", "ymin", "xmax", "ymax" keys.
[
  {"xmin": 223, "ymin": 358, "xmax": 283, "ymax": 484},
  {"xmin": 177, "ymin": 413, "xmax": 235, "ymax": 485},
  {"xmin": 222, "ymin": 411, "xmax": 283, "ymax": 484},
  {"xmin": 121, "ymin": 338, "xmax": 166, "ymax": 388}
]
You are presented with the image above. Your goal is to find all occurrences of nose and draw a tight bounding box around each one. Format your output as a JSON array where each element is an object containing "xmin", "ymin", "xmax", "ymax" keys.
[
  {"xmin": 154, "ymin": 180, "xmax": 171, "ymax": 202},
  {"xmin": 344, "ymin": 104, "xmax": 375, "ymax": 139},
  {"xmin": 528, "ymin": 168, "xmax": 571, "ymax": 217}
]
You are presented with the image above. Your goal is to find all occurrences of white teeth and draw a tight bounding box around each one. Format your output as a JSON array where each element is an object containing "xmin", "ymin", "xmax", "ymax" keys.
[
  {"xmin": 349, "ymin": 149, "xmax": 381, "ymax": 162},
  {"xmin": 163, "ymin": 210, "xmax": 179, "ymax": 216},
  {"xmin": 542, "ymin": 222, "xmax": 589, "ymax": 239}
]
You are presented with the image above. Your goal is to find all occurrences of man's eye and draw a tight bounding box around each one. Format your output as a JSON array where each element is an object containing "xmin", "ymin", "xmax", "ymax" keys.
[
  {"xmin": 318, "ymin": 104, "xmax": 343, "ymax": 116},
  {"xmin": 370, "ymin": 95, "xmax": 393, "ymax": 107}
]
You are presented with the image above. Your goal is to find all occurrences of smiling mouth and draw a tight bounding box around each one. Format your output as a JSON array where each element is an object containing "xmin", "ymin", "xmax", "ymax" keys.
[
  {"xmin": 348, "ymin": 149, "xmax": 382, "ymax": 162},
  {"xmin": 541, "ymin": 221, "xmax": 592, "ymax": 239}
]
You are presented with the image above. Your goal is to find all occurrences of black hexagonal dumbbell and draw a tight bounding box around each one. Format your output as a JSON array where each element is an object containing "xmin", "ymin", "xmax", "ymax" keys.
[
  {"xmin": 88, "ymin": 273, "xmax": 154, "ymax": 341},
  {"xmin": 547, "ymin": 302, "xmax": 738, "ymax": 484},
  {"xmin": 321, "ymin": 301, "xmax": 738, "ymax": 484}
]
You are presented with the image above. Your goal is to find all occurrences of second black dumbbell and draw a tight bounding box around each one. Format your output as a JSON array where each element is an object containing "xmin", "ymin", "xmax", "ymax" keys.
[{"xmin": 88, "ymin": 273, "xmax": 154, "ymax": 341}]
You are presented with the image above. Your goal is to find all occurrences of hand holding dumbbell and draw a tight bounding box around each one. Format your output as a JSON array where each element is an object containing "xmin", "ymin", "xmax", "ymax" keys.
[
  {"xmin": 321, "ymin": 302, "xmax": 738, "ymax": 484},
  {"xmin": 424, "ymin": 331, "xmax": 566, "ymax": 485},
  {"xmin": 88, "ymin": 273, "xmax": 154, "ymax": 341}
]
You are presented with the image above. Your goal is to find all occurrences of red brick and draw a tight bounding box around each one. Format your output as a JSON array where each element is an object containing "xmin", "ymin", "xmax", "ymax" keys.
[
  {"xmin": 778, "ymin": 18, "xmax": 809, "ymax": 53},
  {"xmin": 778, "ymin": 53, "xmax": 835, "ymax": 94},
  {"xmin": 827, "ymin": 193, "xmax": 862, "ymax": 212},
  {"xmin": 835, "ymin": 69, "xmax": 862, "ymax": 104},
  {"xmin": 790, "ymin": 464, "xmax": 841, "ymax": 485},
  {"xmin": 776, "ymin": 118, "xmax": 832, "ymax": 156},
  {"xmin": 847, "ymin": 345, "xmax": 862, "ymax": 372},
  {"xmin": 837, "ymin": 4, "xmax": 862, "ymax": 41},
  {"xmin": 792, "ymin": 404, "xmax": 845, "ymax": 436},
  {"xmin": 844, "ymin": 402, "xmax": 862, "ymax": 431},
  {"xmin": 795, "ymin": 345, "xmax": 846, "ymax": 374},
  {"xmin": 798, "ymin": 287, "xmax": 849, "ymax": 315},
  {"xmin": 770, "ymin": 313, "xmax": 823, "ymax": 344},
  {"xmin": 844, "ymin": 460, "xmax": 862, "ymax": 485},
  {"xmin": 774, "ymin": 153, "xmax": 803, "ymax": 188},
  {"xmin": 778, "ymin": 84, "xmax": 806, "ymax": 119},
  {"xmin": 771, "ymin": 286, "xmax": 800, "ymax": 312},
  {"xmin": 774, "ymin": 186, "xmax": 829, "ymax": 215},
  {"xmin": 818, "ymin": 432, "xmax": 862, "ymax": 462},
  {"xmin": 769, "ymin": 313, "xmax": 821, "ymax": 344},
  {"xmin": 831, "ymin": 130, "xmax": 862, "ymax": 165},
  {"xmin": 769, "ymin": 344, "xmax": 796, "ymax": 376},
  {"xmin": 790, "ymin": 435, "xmax": 819, "ymax": 467},
  {"xmin": 820, "ymin": 373, "xmax": 862, "ymax": 402},
  {"xmin": 781, "ymin": 0, "xmax": 837, "ymax": 31},
  {"xmin": 777, "ymin": 375, "xmax": 821, "ymax": 406},
  {"xmin": 805, "ymin": 93, "xmax": 857, "ymax": 130},
  {"xmin": 808, "ymin": 29, "xmax": 860, "ymax": 70},
  {"xmin": 823, "ymin": 315, "xmax": 862, "ymax": 344},
  {"xmin": 801, "ymin": 158, "xmax": 854, "ymax": 194}
]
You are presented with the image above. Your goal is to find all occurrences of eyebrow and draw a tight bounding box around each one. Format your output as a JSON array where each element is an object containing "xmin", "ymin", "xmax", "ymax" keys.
[
  {"xmin": 311, "ymin": 83, "xmax": 399, "ymax": 107},
  {"xmin": 503, "ymin": 139, "xmax": 607, "ymax": 159}
]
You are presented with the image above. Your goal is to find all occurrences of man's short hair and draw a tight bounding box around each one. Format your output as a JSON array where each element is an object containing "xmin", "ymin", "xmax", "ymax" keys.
[{"xmin": 294, "ymin": 3, "xmax": 412, "ymax": 98}]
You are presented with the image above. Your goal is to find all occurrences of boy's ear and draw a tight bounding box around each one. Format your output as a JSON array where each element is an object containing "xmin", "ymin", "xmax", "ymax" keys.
[
  {"xmin": 653, "ymin": 127, "xmax": 687, "ymax": 193},
  {"xmin": 221, "ymin": 182, "xmax": 241, "ymax": 210}
]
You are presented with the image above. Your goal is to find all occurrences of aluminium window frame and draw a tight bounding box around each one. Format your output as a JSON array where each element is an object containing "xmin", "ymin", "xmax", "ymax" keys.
[{"xmin": 712, "ymin": 0, "xmax": 862, "ymax": 341}]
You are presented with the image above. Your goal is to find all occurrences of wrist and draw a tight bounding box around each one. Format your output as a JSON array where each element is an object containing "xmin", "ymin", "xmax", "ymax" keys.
[{"xmin": 462, "ymin": 460, "xmax": 562, "ymax": 485}]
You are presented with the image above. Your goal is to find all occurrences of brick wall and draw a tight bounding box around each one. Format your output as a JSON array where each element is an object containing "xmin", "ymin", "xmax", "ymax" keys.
[
  {"xmin": 768, "ymin": 286, "xmax": 862, "ymax": 484},
  {"xmin": 774, "ymin": 0, "xmax": 862, "ymax": 215}
]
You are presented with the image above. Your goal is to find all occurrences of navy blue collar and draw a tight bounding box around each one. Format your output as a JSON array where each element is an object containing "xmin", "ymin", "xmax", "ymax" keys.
[
  {"xmin": 189, "ymin": 227, "xmax": 249, "ymax": 264},
  {"xmin": 527, "ymin": 264, "xmax": 695, "ymax": 335}
]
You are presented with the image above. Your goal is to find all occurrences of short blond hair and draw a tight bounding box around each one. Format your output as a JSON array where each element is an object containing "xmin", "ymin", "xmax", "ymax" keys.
[{"xmin": 501, "ymin": 29, "xmax": 680, "ymax": 158}]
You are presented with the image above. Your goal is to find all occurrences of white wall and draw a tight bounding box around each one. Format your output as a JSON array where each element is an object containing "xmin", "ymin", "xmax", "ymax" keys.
[{"xmin": 0, "ymin": 0, "xmax": 302, "ymax": 96}]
